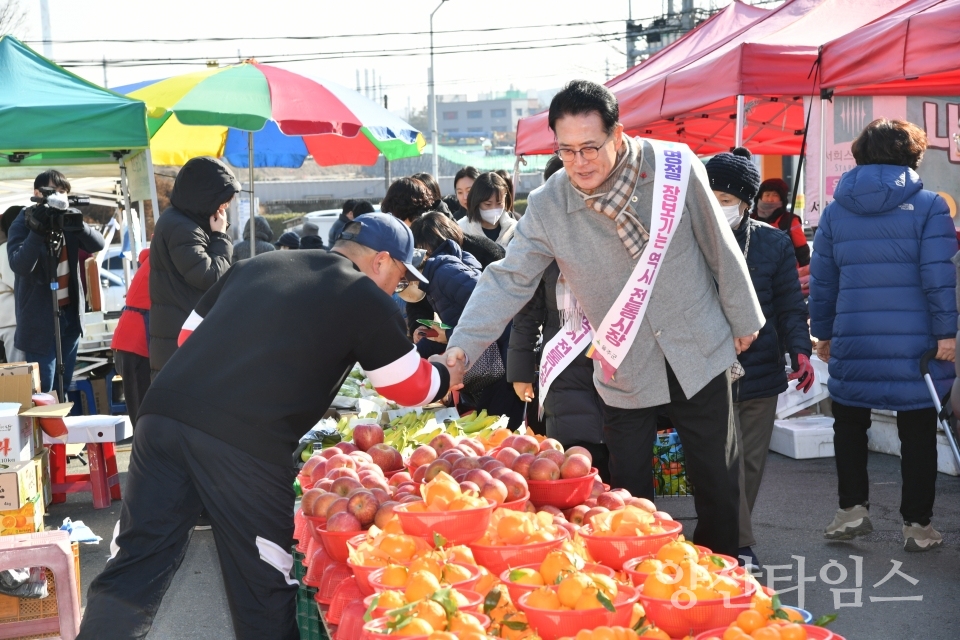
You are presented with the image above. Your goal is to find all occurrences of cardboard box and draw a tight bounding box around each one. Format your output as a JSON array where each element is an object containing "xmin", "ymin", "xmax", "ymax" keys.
[
  {"xmin": 0, "ymin": 494, "xmax": 44, "ymax": 535},
  {"xmin": 0, "ymin": 404, "xmax": 36, "ymax": 464},
  {"xmin": 0, "ymin": 460, "xmax": 37, "ymax": 511},
  {"xmin": 33, "ymin": 448, "xmax": 51, "ymax": 507},
  {"xmin": 0, "ymin": 363, "xmax": 40, "ymax": 408}
]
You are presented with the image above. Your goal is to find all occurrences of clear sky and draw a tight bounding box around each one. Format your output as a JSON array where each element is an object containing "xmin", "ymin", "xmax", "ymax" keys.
[{"xmin": 12, "ymin": 0, "xmax": 729, "ymax": 114}]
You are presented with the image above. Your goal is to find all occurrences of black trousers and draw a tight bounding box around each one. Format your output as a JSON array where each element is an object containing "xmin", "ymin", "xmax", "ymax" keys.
[
  {"xmin": 77, "ymin": 414, "xmax": 299, "ymax": 640},
  {"xmin": 601, "ymin": 365, "xmax": 740, "ymax": 557},
  {"xmin": 114, "ymin": 349, "xmax": 151, "ymax": 424},
  {"xmin": 831, "ymin": 400, "xmax": 938, "ymax": 526}
]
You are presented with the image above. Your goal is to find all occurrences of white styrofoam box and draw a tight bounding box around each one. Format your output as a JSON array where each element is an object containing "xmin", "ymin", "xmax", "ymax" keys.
[
  {"xmin": 42, "ymin": 415, "xmax": 132, "ymax": 445},
  {"xmin": 0, "ymin": 403, "xmax": 36, "ymax": 463},
  {"xmin": 866, "ymin": 415, "xmax": 959, "ymax": 476},
  {"xmin": 775, "ymin": 354, "xmax": 831, "ymax": 419},
  {"xmin": 770, "ymin": 416, "xmax": 836, "ymax": 459}
]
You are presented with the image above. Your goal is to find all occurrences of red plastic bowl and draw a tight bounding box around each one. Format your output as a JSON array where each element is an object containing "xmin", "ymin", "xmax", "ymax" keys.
[
  {"xmin": 579, "ymin": 519, "xmax": 683, "ymax": 570},
  {"xmin": 327, "ymin": 576, "xmax": 363, "ymax": 625},
  {"xmin": 317, "ymin": 561, "xmax": 355, "ymax": 605},
  {"xmin": 468, "ymin": 528, "xmax": 568, "ymax": 576},
  {"xmin": 361, "ymin": 589, "xmax": 484, "ymax": 620},
  {"xmin": 361, "ymin": 611, "xmax": 489, "ymax": 639},
  {"xmin": 337, "ymin": 598, "xmax": 370, "ymax": 640},
  {"xmin": 498, "ymin": 562, "xmax": 614, "ymax": 605},
  {"xmin": 393, "ymin": 500, "xmax": 495, "ymax": 545},
  {"xmin": 637, "ymin": 577, "xmax": 757, "ymax": 638},
  {"xmin": 501, "ymin": 492, "xmax": 531, "ymax": 511},
  {"xmin": 516, "ymin": 583, "xmax": 639, "ymax": 640},
  {"xmin": 624, "ymin": 551, "xmax": 738, "ymax": 586},
  {"xmin": 320, "ymin": 527, "xmax": 365, "ymax": 564},
  {"xmin": 367, "ymin": 561, "xmax": 482, "ymax": 594},
  {"xmin": 526, "ymin": 468, "xmax": 598, "ymax": 509},
  {"xmin": 694, "ymin": 624, "xmax": 834, "ymax": 640}
]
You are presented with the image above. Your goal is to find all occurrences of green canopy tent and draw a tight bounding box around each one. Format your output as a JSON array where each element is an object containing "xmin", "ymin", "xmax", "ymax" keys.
[{"xmin": 0, "ymin": 35, "xmax": 153, "ymax": 261}]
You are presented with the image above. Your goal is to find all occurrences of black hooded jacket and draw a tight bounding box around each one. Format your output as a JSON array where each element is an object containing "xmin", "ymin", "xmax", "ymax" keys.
[
  {"xmin": 233, "ymin": 215, "xmax": 276, "ymax": 262},
  {"xmin": 149, "ymin": 157, "xmax": 239, "ymax": 375}
]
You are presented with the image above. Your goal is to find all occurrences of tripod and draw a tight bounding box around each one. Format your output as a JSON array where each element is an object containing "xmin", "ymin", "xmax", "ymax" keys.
[{"xmin": 45, "ymin": 229, "xmax": 67, "ymax": 402}]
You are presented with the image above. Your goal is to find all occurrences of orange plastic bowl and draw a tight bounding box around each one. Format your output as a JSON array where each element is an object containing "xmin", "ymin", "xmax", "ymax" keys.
[
  {"xmin": 468, "ymin": 528, "xmax": 567, "ymax": 576},
  {"xmin": 498, "ymin": 562, "xmax": 614, "ymax": 605},
  {"xmin": 393, "ymin": 500, "xmax": 495, "ymax": 545},
  {"xmin": 526, "ymin": 468, "xmax": 598, "ymax": 509},
  {"xmin": 637, "ymin": 577, "xmax": 757, "ymax": 638},
  {"xmin": 579, "ymin": 519, "xmax": 683, "ymax": 570},
  {"xmin": 319, "ymin": 527, "xmax": 364, "ymax": 564},
  {"xmin": 694, "ymin": 624, "xmax": 834, "ymax": 640},
  {"xmin": 516, "ymin": 583, "xmax": 639, "ymax": 640},
  {"xmin": 367, "ymin": 561, "xmax": 481, "ymax": 594}
]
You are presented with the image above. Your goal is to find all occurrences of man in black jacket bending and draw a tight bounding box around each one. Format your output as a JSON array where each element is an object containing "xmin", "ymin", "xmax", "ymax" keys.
[{"xmin": 78, "ymin": 214, "xmax": 462, "ymax": 640}]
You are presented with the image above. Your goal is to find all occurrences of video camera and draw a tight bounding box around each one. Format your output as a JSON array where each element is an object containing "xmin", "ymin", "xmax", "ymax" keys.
[{"xmin": 27, "ymin": 187, "xmax": 88, "ymax": 234}]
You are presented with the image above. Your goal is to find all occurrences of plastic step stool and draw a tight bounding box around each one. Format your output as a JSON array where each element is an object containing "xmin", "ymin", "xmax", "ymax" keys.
[
  {"xmin": 0, "ymin": 530, "xmax": 80, "ymax": 639},
  {"xmin": 47, "ymin": 442, "xmax": 121, "ymax": 509}
]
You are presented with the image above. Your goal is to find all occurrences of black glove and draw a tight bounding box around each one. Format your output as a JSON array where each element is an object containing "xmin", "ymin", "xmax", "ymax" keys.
[{"xmin": 24, "ymin": 205, "xmax": 51, "ymax": 235}]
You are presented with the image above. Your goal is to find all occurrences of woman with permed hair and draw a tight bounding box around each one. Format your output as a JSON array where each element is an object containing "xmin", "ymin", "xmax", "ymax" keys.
[{"xmin": 380, "ymin": 177, "xmax": 434, "ymax": 226}]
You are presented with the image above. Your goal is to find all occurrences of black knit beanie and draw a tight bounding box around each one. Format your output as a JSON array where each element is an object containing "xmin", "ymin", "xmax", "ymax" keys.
[
  {"xmin": 705, "ymin": 147, "xmax": 761, "ymax": 204},
  {"xmin": 757, "ymin": 178, "xmax": 789, "ymax": 205}
]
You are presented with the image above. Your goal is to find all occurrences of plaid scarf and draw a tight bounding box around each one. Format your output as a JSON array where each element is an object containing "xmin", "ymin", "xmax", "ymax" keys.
[{"xmin": 572, "ymin": 134, "xmax": 647, "ymax": 259}]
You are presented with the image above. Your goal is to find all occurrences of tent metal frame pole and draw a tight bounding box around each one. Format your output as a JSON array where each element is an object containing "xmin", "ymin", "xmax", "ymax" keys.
[
  {"xmin": 248, "ymin": 131, "xmax": 256, "ymax": 257},
  {"xmin": 819, "ymin": 97, "xmax": 826, "ymax": 219},
  {"xmin": 144, "ymin": 149, "xmax": 160, "ymax": 247},
  {"xmin": 118, "ymin": 156, "xmax": 138, "ymax": 284},
  {"xmin": 735, "ymin": 94, "xmax": 745, "ymax": 148}
]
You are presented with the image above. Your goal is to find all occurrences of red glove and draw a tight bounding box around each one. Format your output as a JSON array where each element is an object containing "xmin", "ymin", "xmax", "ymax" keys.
[{"xmin": 789, "ymin": 353, "xmax": 815, "ymax": 393}]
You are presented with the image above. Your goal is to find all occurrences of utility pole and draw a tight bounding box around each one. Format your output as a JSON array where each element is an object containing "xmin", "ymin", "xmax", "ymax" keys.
[
  {"xmin": 39, "ymin": 0, "xmax": 52, "ymax": 58},
  {"xmin": 384, "ymin": 95, "xmax": 391, "ymax": 193},
  {"xmin": 365, "ymin": 69, "xmax": 370, "ymax": 99},
  {"xmin": 356, "ymin": 69, "xmax": 361, "ymax": 92},
  {"xmin": 102, "ymin": 56, "xmax": 108, "ymax": 88},
  {"xmin": 429, "ymin": 0, "xmax": 449, "ymax": 180}
]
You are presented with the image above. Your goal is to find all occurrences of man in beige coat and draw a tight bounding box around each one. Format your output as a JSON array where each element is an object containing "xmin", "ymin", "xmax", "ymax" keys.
[{"xmin": 444, "ymin": 81, "xmax": 763, "ymax": 556}]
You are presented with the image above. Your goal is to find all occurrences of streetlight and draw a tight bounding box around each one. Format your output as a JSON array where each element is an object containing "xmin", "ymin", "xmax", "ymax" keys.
[{"xmin": 429, "ymin": 0, "xmax": 449, "ymax": 179}]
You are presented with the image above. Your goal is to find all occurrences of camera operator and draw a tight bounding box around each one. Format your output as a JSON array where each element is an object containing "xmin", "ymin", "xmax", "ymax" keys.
[{"xmin": 7, "ymin": 170, "xmax": 105, "ymax": 394}]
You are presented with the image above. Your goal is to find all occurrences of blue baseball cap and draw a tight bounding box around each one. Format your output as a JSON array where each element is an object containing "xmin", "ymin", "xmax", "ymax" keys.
[{"xmin": 340, "ymin": 213, "xmax": 428, "ymax": 283}]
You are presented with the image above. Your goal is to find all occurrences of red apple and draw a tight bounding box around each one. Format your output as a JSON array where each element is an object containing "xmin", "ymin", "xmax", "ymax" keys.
[
  {"xmin": 490, "ymin": 467, "xmax": 513, "ymax": 481},
  {"xmin": 326, "ymin": 511, "xmax": 362, "ymax": 532},
  {"xmin": 394, "ymin": 482, "xmax": 419, "ymax": 497},
  {"xmin": 326, "ymin": 497, "xmax": 350, "ymax": 518},
  {"xmin": 452, "ymin": 469, "xmax": 469, "ymax": 482},
  {"xmin": 512, "ymin": 453, "xmax": 536, "ymax": 479},
  {"xmin": 374, "ymin": 501, "xmax": 400, "ymax": 529},
  {"xmin": 528, "ymin": 458, "xmax": 561, "ymax": 481},
  {"xmin": 452, "ymin": 456, "xmax": 481, "ymax": 472},
  {"xmin": 334, "ymin": 442, "xmax": 359, "ymax": 454},
  {"xmin": 480, "ymin": 478, "xmax": 508, "ymax": 504},
  {"xmin": 319, "ymin": 448, "xmax": 341, "ymax": 460},
  {"xmin": 326, "ymin": 453, "xmax": 356, "ymax": 471},
  {"xmin": 360, "ymin": 474, "xmax": 389, "ymax": 491},
  {"xmin": 409, "ymin": 445, "xmax": 438, "ymax": 470},
  {"xmin": 524, "ymin": 500, "xmax": 537, "ymax": 514},
  {"xmin": 461, "ymin": 438, "xmax": 485, "ymax": 456},
  {"xmin": 539, "ymin": 438, "xmax": 564, "ymax": 453},
  {"xmin": 539, "ymin": 505, "xmax": 563, "ymax": 518},
  {"xmin": 626, "ymin": 497, "xmax": 656, "ymax": 513},
  {"xmin": 499, "ymin": 470, "xmax": 528, "ymax": 501},
  {"xmin": 300, "ymin": 488, "xmax": 326, "ymax": 516},
  {"xmin": 440, "ymin": 449, "xmax": 465, "ymax": 462},
  {"xmin": 583, "ymin": 506, "xmax": 609, "ymax": 526},
  {"xmin": 368, "ymin": 444, "xmax": 403, "ymax": 472},
  {"xmin": 560, "ymin": 454, "xmax": 592, "ymax": 479},
  {"xmin": 597, "ymin": 491, "xmax": 625, "ymax": 510},
  {"xmin": 412, "ymin": 465, "xmax": 428, "ymax": 483},
  {"xmin": 459, "ymin": 481, "xmax": 481, "ymax": 494},
  {"xmin": 302, "ymin": 456, "xmax": 326, "ymax": 479},
  {"xmin": 388, "ymin": 472, "xmax": 412, "ymax": 488},
  {"xmin": 456, "ymin": 444, "xmax": 478, "ymax": 457},
  {"xmin": 429, "ymin": 433, "xmax": 458, "ymax": 454},
  {"xmin": 316, "ymin": 479, "xmax": 334, "ymax": 492},
  {"xmin": 565, "ymin": 504, "xmax": 590, "ymax": 525},
  {"xmin": 464, "ymin": 468, "xmax": 493, "ymax": 487},
  {"xmin": 555, "ymin": 518, "xmax": 578, "ymax": 538},
  {"xmin": 501, "ymin": 435, "xmax": 518, "ymax": 449},
  {"xmin": 400, "ymin": 494, "xmax": 422, "ymax": 503},
  {"xmin": 564, "ymin": 446, "xmax": 593, "ymax": 463},
  {"xmin": 482, "ymin": 459, "xmax": 505, "ymax": 473},
  {"xmin": 325, "ymin": 467, "xmax": 359, "ymax": 482},
  {"xmin": 352, "ymin": 424, "xmax": 385, "ymax": 451},
  {"xmin": 590, "ymin": 478, "xmax": 605, "ymax": 498},
  {"xmin": 536, "ymin": 449, "xmax": 566, "ymax": 467},
  {"xmin": 424, "ymin": 459, "xmax": 453, "ymax": 481},
  {"xmin": 370, "ymin": 487, "xmax": 390, "ymax": 505},
  {"xmin": 347, "ymin": 490, "xmax": 379, "ymax": 527},
  {"xmin": 584, "ymin": 498, "xmax": 598, "ymax": 508},
  {"xmin": 312, "ymin": 492, "xmax": 341, "ymax": 518},
  {"xmin": 331, "ymin": 476, "xmax": 363, "ymax": 497},
  {"xmin": 654, "ymin": 511, "xmax": 674, "ymax": 521},
  {"xmin": 350, "ymin": 451, "xmax": 374, "ymax": 464},
  {"xmin": 513, "ymin": 435, "xmax": 540, "ymax": 455},
  {"xmin": 495, "ymin": 447, "xmax": 521, "ymax": 468}
]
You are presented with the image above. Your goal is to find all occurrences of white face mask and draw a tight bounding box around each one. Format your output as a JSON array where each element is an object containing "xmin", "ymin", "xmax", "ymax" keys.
[
  {"xmin": 480, "ymin": 207, "xmax": 504, "ymax": 226},
  {"xmin": 721, "ymin": 202, "xmax": 743, "ymax": 228}
]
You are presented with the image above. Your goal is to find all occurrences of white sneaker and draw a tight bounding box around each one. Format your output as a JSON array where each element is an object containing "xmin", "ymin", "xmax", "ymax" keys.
[
  {"xmin": 903, "ymin": 522, "xmax": 942, "ymax": 552},
  {"xmin": 824, "ymin": 504, "xmax": 873, "ymax": 540}
]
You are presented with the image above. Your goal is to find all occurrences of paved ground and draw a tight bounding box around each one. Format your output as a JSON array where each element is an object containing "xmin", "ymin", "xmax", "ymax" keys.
[{"xmin": 48, "ymin": 446, "xmax": 960, "ymax": 639}]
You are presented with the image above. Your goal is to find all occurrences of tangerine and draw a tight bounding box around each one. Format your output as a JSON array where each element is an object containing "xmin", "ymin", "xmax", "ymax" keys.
[
  {"xmin": 442, "ymin": 563, "xmax": 473, "ymax": 585},
  {"xmin": 750, "ymin": 627, "xmax": 782, "ymax": 640},
  {"xmin": 723, "ymin": 627, "xmax": 752, "ymax": 640},
  {"xmin": 380, "ymin": 564, "xmax": 409, "ymax": 588},
  {"xmin": 427, "ymin": 633, "xmax": 458, "ymax": 640},
  {"xmin": 641, "ymin": 571, "xmax": 675, "ymax": 600},
  {"xmin": 448, "ymin": 612, "xmax": 486, "ymax": 634},
  {"xmin": 525, "ymin": 586, "xmax": 562, "ymax": 610},
  {"xmin": 414, "ymin": 599, "xmax": 449, "ymax": 631},
  {"xmin": 540, "ymin": 550, "xmax": 578, "ymax": 584},
  {"xmin": 590, "ymin": 573, "xmax": 618, "ymax": 599},
  {"xmin": 497, "ymin": 512, "xmax": 533, "ymax": 545},
  {"xmin": 381, "ymin": 535, "xmax": 417, "ymax": 562},
  {"xmin": 634, "ymin": 558, "xmax": 663, "ymax": 574},
  {"xmin": 378, "ymin": 590, "xmax": 407, "ymax": 610},
  {"xmin": 736, "ymin": 609, "xmax": 767, "ymax": 634},
  {"xmin": 713, "ymin": 575, "xmax": 744, "ymax": 597},
  {"xmin": 405, "ymin": 570, "xmax": 442, "ymax": 602},
  {"xmin": 410, "ymin": 552, "xmax": 445, "ymax": 580},
  {"xmin": 778, "ymin": 624, "xmax": 806, "ymax": 640},
  {"xmin": 656, "ymin": 540, "xmax": 698, "ymax": 566},
  {"xmin": 557, "ymin": 573, "xmax": 593, "ymax": 608},
  {"xmin": 574, "ymin": 585, "xmax": 605, "ymax": 610},
  {"xmin": 639, "ymin": 628, "xmax": 670, "ymax": 640},
  {"xmin": 395, "ymin": 618, "xmax": 434, "ymax": 636},
  {"xmin": 509, "ymin": 567, "xmax": 545, "ymax": 586}
]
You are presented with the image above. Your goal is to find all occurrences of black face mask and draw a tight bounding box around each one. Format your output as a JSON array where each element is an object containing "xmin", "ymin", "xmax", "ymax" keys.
[{"xmin": 756, "ymin": 200, "xmax": 782, "ymax": 218}]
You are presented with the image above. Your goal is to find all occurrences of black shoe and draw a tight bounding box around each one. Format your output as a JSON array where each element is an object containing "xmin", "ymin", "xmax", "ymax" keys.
[
  {"xmin": 738, "ymin": 546, "xmax": 760, "ymax": 568},
  {"xmin": 195, "ymin": 513, "xmax": 212, "ymax": 531}
]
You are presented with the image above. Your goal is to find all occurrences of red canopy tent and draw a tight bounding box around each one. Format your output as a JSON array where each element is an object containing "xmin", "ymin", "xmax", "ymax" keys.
[
  {"xmin": 820, "ymin": 0, "xmax": 960, "ymax": 95},
  {"xmin": 515, "ymin": 1, "xmax": 769, "ymax": 155}
]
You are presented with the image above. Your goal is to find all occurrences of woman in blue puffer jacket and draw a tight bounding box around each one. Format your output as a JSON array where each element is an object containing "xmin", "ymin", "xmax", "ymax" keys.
[{"xmin": 809, "ymin": 118, "xmax": 957, "ymax": 552}]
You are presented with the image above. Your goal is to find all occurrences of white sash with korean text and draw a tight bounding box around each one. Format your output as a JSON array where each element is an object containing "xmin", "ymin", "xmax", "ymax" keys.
[
  {"xmin": 588, "ymin": 139, "xmax": 694, "ymax": 382},
  {"xmin": 538, "ymin": 313, "xmax": 594, "ymax": 418}
]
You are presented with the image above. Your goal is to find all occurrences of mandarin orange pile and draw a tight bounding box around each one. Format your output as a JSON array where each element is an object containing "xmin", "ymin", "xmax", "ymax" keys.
[
  {"xmin": 700, "ymin": 608, "xmax": 810, "ymax": 640},
  {"xmin": 475, "ymin": 509, "xmax": 562, "ymax": 546},
  {"xmin": 640, "ymin": 540, "xmax": 745, "ymax": 603},
  {"xmin": 404, "ymin": 471, "xmax": 490, "ymax": 512},
  {"xmin": 586, "ymin": 506, "xmax": 668, "ymax": 537}
]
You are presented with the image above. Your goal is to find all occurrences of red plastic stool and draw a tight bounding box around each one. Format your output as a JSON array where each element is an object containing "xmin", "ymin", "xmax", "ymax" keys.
[{"xmin": 47, "ymin": 442, "xmax": 121, "ymax": 509}]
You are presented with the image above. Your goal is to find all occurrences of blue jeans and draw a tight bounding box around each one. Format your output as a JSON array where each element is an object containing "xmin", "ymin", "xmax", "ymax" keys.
[{"xmin": 24, "ymin": 311, "xmax": 81, "ymax": 395}]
